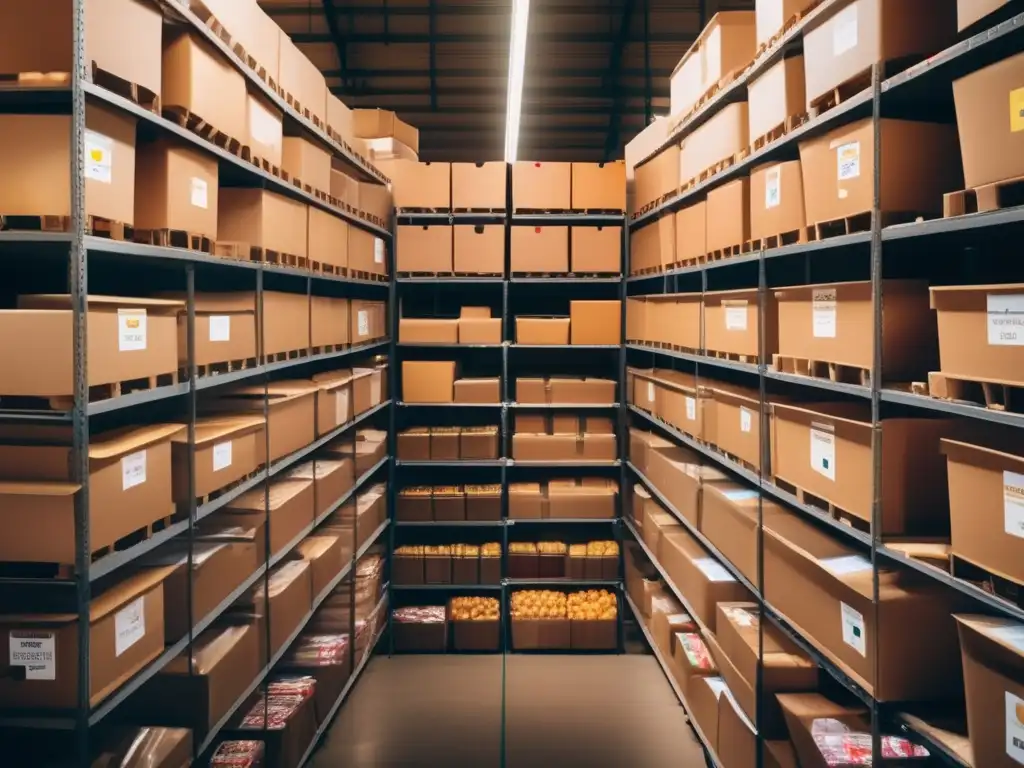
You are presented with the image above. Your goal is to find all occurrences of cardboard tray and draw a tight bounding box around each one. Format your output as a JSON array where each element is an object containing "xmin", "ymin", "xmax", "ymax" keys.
[
  {"xmin": 508, "ymin": 552, "xmax": 540, "ymax": 579},
  {"xmin": 538, "ymin": 553, "xmax": 567, "ymax": 579},
  {"xmin": 570, "ymin": 619, "xmax": 618, "ymax": 650},
  {"xmin": 452, "ymin": 619, "xmax": 501, "ymax": 652},
  {"xmin": 393, "ymin": 621, "xmax": 448, "ymax": 653},
  {"xmin": 511, "ymin": 618, "xmax": 571, "ymax": 650},
  {"xmin": 424, "ymin": 555, "xmax": 452, "ymax": 584},
  {"xmin": 480, "ymin": 557, "xmax": 502, "ymax": 585},
  {"xmin": 396, "ymin": 494, "xmax": 432, "ymax": 522},
  {"xmin": 451, "ymin": 556, "xmax": 479, "ymax": 585},
  {"xmin": 392, "ymin": 554, "xmax": 424, "ymax": 585}
]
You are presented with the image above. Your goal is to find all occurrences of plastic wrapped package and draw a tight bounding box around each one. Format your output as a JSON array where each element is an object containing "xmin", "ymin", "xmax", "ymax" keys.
[
  {"xmin": 279, "ymin": 634, "xmax": 352, "ymax": 727},
  {"xmin": 810, "ymin": 719, "xmax": 929, "ymax": 766},
  {"xmin": 210, "ymin": 741, "xmax": 265, "ymax": 767},
  {"xmin": 89, "ymin": 727, "xmax": 192, "ymax": 768}
]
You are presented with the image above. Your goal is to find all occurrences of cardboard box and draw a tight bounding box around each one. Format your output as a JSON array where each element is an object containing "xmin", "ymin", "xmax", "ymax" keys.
[
  {"xmin": 282, "ymin": 136, "xmax": 332, "ymax": 195},
  {"xmin": 0, "ymin": 569, "xmax": 168, "ymax": 709},
  {"xmin": 657, "ymin": 370, "xmax": 708, "ymax": 440},
  {"xmin": 659, "ymin": 527, "xmax": 750, "ymax": 630},
  {"xmin": 670, "ymin": 44, "xmax": 704, "ymax": 119},
  {"xmin": 516, "ymin": 317, "xmax": 571, "ymax": 345},
  {"xmin": 548, "ymin": 479, "xmax": 617, "ymax": 519},
  {"xmin": 776, "ymin": 693, "xmax": 871, "ymax": 768},
  {"xmin": 1, "ymin": 109, "xmax": 135, "ymax": 225},
  {"xmin": 570, "ymin": 619, "xmax": 617, "ymax": 650},
  {"xmin": 352, "ymin": 108, "xmax": 419, "ymax": 154},
  {"xmin": 686, "ymin": 676, "xmax": 728, "ymax": 754},
  {"xmin": 803, "ymin": 0, "xmax": 956, "ymax": 110},
  {"xmin": 225, "ymin": 478, "xmax": 315, "ymax": 560},
  {"xmin": 548, "ymin": 377, "xmax": 617, "ymax": 404},
  {"xmin": 647, "ymin": 445, "xmax": 725, "ymax": 527},
  {"xmin": 402, "ymin": 361, "xmax": 456, "ymax": 403},
  {"xmin": 509, "ymin": 483, "xmax": 544, "ymax": 519},
  {"xmin": 399, "ymin": 318, "xmax": 459, "ymax": 344},
  {"xmin": 704, "ymin": 288, "xmax": 774, "ymax": 359},
  {"xmin": 287, "ymin": 458, "xmax": 354, "ymax": 519},
  {"xmin": 396, "ymin": 225, "xmax": 453, "ymax": 273},
  {"xmin": 234, "ymin": 691, "xmax": 317, "ymax": 768},
  {"xmin": 454, "ymin": 225, "xmax": 504, "ymax": 275},
  {"xmin": 700, "ymin": 484, "xmax": 768, "ymax": 587},
  {"xmin": 756, "ymin": 0, "xmax": 819, "ymax": 44},
  {"xmin": 253, "ymin": 560, "xmax": 313, "ymax": 655},
  {"xmin": 750, "ymin": 160, "xmax": 805, "ymax": 243},
  {"xmin": 706, "ymin": 178, "xmax": 750, "ymax": 253},
  {"xmin": 296, "ymin": 535, "xmax": 345, "ymax": 599},
  {"xmin": 571, "ymin": 226, "xmax": 621, "ymax": 274},
  {"xmin": 771, "ymin": 402, "xmax": 953, "ymax": 535},
  {"xmin": 955, "ymin": 614, "xmax": 1024, "ymax": 768},
  {"xmin": 510, "ymin": 618, "xmax": 571, "ymax": 650},
  {"xmin": 513, "ymin": 162, "xmax": 571, "ymax": 210},
  {"xmin": 246, "ymin": 4, "xmax": 282, "ymax": 85},
  {"xmin": 262, "ymin": 290, "xmax": 311, "ymax": 355},
  {"xmin": 634, "ymin": 146, "xmax": 681, "ymax": 211},
  {"xmin": 680, "ymin": 103, "xmax": 749, "ymax": 183},
  {"xmin": 570, "ymin": 300, "xmax": 621, "ymax": 345},
  {"xmin": 629, "ymin": 214, "xmax": 676, "ymax": 273},
  {"xmin": 310, "ymin": 295, "xmax": 350, "ymax": 350},
  {"xmin": 454, "ymin": 377, "xmax": 501, "ymax": 404},
  {"xmin": 0, "ymin": 295, "xmax": 181, "ymax": 398},
  {"xmin": 512, "ymin": 433, "xmax": 616, "ymax": 462},
  {"xmin": 452, "ymin": 162, "xmax": 507, "ymax": 210},
  {"xmin": 717, "ymin": 690, "xmax": 758, "ymax": 768},
  {"xmin": 571, "ymin": 162, "xmax": 626, "ymax": 211},
  {"xmin": 764, "ymin": 505, "xmax": 966, "ymax": 701},
  {"xmin": 351, "ymin": 365, "xmax": 385, "ymax": 414},
  {"xmin": 311, "ymin": 370, "xmax": 353, "ymax": 435},
  {"xmin": 218, "ymin": 188, "xmax": 307, "ymax": 259},
  {"xmin": 932, "ymin": 282, "xmax": 1024, "ymax": 385},
  {"xmin": 650, "ymin": 294, "xmax": 704, "ymax": 351},
  {"xmin": 379, "ymin": 160, "xmax": 450, "ymax": 210},
  {"xmin": 0, "ymin": 423, "xmax": 181, "ymax": 566},
  {"xmin": 397, "ymin": 428, "xmax": 430, "ymax": 461},
  {"xmin": 775, "ymin": 279, "xmax": 935, "ymax": 378},
  {"xmin": 458, "ymin": 309, "xmax": 502, "ymax": 344},
  {"xmin": 429, "ymin": 428, "xmax": 460, "ymax": 460},
  {"xmin": 136, "ymin": 138, "xmax": 219, "ymax": 240},
  {"xmin": 203, "ymin": 381, "xmax": 316, "ymax": 464},
  {"xmin": 331, "ymin": 169, "xmax": 359, "ymax": 212},
  {"xmin": 511, "ymin": 226, "xmax": 569, "ymax": 274},
  {"xmin": 278, "ymin": 31, "xmax": 327, "ymax": 126},
  {"xmin": 173, "ymin": 290, "xmax": 257, "ymax": 371},
  {"xmin": 349, "ymin": 298, "xmax": 385, "ymax": 344},
  {"xmin": 675, "ymin": 201, "xmax": 706, "ymax": 265},
  {"xmin": 958, "ymin": 0, "xmax": 1013, "ymax": 31},
  {"xmin": 466, "ymin": 484, "xmax": 502, "ymax": 518},
  {"xmin": 357, "ymin": 180, "xmax": 393, "ymax": 225},
  {"xmin": 326, "ymin": 93, "xmax": 353, "ymax": 142},
  {"xmin": 800, "ymin": 117, "xmax": 961, "ymax": 226},
  {"xmin": 748, "ymin": 55, "xmax": 806, "ymax": 142},
  {"xmin": 670, "ymin": 632, "xmax": 720, "ymax": 700},
  {"xmin": 709, "ymin": 384, "xmax": 762, "ymax": 470},
  {"xmin": 704, "ymin": 11, "xmax": 757, "ymax": 86},
  {"xmin": 174, "ymin": 415, "xmax": 264, "ymax": 502}
]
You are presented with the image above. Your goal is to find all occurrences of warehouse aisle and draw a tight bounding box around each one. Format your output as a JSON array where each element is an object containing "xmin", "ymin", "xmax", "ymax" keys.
[{"xmin": 311, "ymin": 654, "xmax": 707, "ymax": 767}]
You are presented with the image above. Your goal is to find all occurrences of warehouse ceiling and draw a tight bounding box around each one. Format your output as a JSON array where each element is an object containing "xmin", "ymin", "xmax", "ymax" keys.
[{"xmin": 259, "ymin": 0, "xmax": 755, "ymax": 162}]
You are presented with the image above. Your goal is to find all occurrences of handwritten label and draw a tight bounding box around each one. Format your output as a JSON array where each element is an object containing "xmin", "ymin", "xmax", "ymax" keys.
[
  {"xmin": 837, "ymin": 141, "xmax": 861, "ymax": 181},
  {"xmin": 813, "ymin": 288, "xmax": 837, "ymax": 338}
]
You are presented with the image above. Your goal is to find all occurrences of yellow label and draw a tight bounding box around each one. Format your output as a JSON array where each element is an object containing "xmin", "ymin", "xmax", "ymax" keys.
[{"xmin": 1011, "ymin": 88, "xmax": 1024, "ymax": 133}]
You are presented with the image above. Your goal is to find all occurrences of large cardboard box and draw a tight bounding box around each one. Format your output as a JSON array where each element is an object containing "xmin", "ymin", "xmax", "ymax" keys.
[
  {"xmin": 763, "ymin": 505, "xmax": 965, "ymax": 701},
  {"xmin": 225, "ymin": 479, "xmax": 315, "ymax": 561},
  {"xmin": 311, "ymin": 370, "xmax": 353, "ymax": 435},
  {"xmin": 799, "ymin": 117, "xmax": 961, "ymax": 226},
  {"xmin": 931, "ymin": 283, "xmax": 1024, "ymax": 385},
  {"xmin": 331, "ymin": 169, "xmax": 359, "ymax": 212},
  {"xmin": 173, "ymin": 415, "xmax": 265, "ymax": 502},
  {"xmin": 396, "ymin": 225, "xmax": 453, "ymax": 273},
  {"xmin": 246, "ymin": 92, "xmax": 284, "ymax": 169},
  {"xmin": 708, "ymin": 384, "xmax": 762, "ymax": 470},
  {"xmin": 353, "ymin": 108, "xmax": 419, "ymax": 154},
  {"xmin": 700, "ymin": 484, "xmax": 767, "ymax": 586},
  {"xmin": 704, "ymin": 288, "xmax": 773, "ymax": 360},
  {"xmin": 246, "ymin": 4, "xmax": 282, "ymax": 86},
  {"xmin": 958, "ymin": 0, "xmax": 1014, "ymax": 31},
  {"xmin": 511, "ymin": 226, "xmax": 569, "ymax": 274},
  {"xmin": 350, "ymin": 299, "xmax": 386, "ymax": 343},
  {"xmin": 670, "ymin": 633, "xmax": 720, "ymax": 702},
  {"xmin": 670, "ymin": 46, "xmax": 704, "ymax": 119},
  {"xmin": 954, "ymin": 614, "xmax": 1024, "ymax": 768},
  {"xmin": 282, "ymin": 136, "xmax": 332, "ymax": 195},
  {"xmin": 776, "ymin": 693, "xmax": 873, "ymax": 768},
  {"xmin": 513, "ymin": 162, "xmax": 571, "ymax": 210},
  {"xmin": 626, "ymin": 118, "xmax": 672, "ymax": 211},
  {"xmin": 659, "ymin": 527, "xmax": 750, "ymax": 629},
  {"xmin": 717, "ymin": 690, "xmax": 758, "ymax": 768},
  {"xmin": 0, "ymin": 569, "xmax": 169, "ymax": 709},
  {"xmin": 0, "ymin": 295, "xmax": 181, "ymax": 398},
  {"xmin": 517, "ymin": 317, "xmax": 571, "ymax": 345},
  {"xmin": 326, "ymin": 93, "xmax": 353, "ymax": 143},
  {"xmin": 680, "ymin": 102, "xmax": 749, "ymax": 183},
  {"xmin": 630, "ymin": 215, "xmax": 676, "ymax": 273},
  {"xmin": 749, "ymin": 160, "xmax": 805, "ymax": 243},
  {"xmin": 645, "ymin": 293, "xmax": 702, "ymax": 350},
  {"xmin": 458, "ymin": 309, "xmax": 501, "ymax": 345},
  {"xmin": 403, "ymin": 361, "xmax": 457, "ymax": 403},
  {"xmin": 177, "ymin": 291, "xmax": 257, "ymax": 370},
  {"xmin": 262, "ymin": 290, "xmax": 311, "ymax": 355},
  {"xmin": 775, "ymin": 279, "xmax": 936, "ymax": 378},
  {"xmin": 548, "ymin": 376, "xmax": 616, "ymax": 404},
  {"xmin": 358, "ymin": 180, "xmax": 393, "ymax": 226},
  {"xmin": 670, "ymin": 11, "xmax": 756, "ymax": 116},
  {"xmin": 253, "ymin": 560, "xmax": 314, "ymax": 655},
  {"xmin": 571, "ymin": 162, "xmax": 626, "ymax": 211},
  {"xmin": 686, "ymin": 676, "xmax": 727, "ymax": 752},
  {"xmin": 954, "ymin": 49, "xmax": 1024, "ymax": 191},
  {"xmin": 455, "ymin": 225, "xmax": 504, "ymax": 275},
  {"xmin": 634, "ymin": 146, "xmax": 681, "ymax": 211},
  {"xmin": 400, "ymin": 318, "xmax": 459, "ymax": 344},
  {"xmin": 278, "ymin": 32, "xmax": 327, "ymax": 126},
  {"xmin": 163, "ymin": 28, "xmax": 247, "ymax": 143},
  {"xmin": 675, "ymin": 201, "xmax": 706, "ymax": 265},
  {"xmin": 771, "ymin": 402, "xmax": 953, "ymax": 535},
  {"xmin": 803, "ymin": 0, "xmax": 956, "ymax": 111},
  {"xmin": 379, "ymin": 160, "xmax": 450, "ymax": 210},
  {"xmin": 646, "ymin": 445, "xmax": 724, "ymax": 526},
  {"xmin": 219, "ymin": 188, "xmax": 307, "ymax": 259},
  {"xmin": 454, "ymin": 378, "xmax": 501, "ymax": 404},
  {"xmin": 308, "ymin": 207, "xmax": 348, "ymax": 273},
  {"xmin": 756, "ymin": 0, "xmax": 820, "ymax": 44},
  {"xmin": 0, "ymin": 106, "xmax": 137, "ymax": 225},
  {"xmin": 748, "ymin": 55, "xmax": 806, "ymax": 142},
  {"xmin": 706, "ymin": 178, "xmax": 750, "ymax": 253},
  {"xmin": 201, "ymin": 381, "xmax": 316, "ymax": 464},
  {"xmin": 571, "ymin": 226, "xmax": 621, "ymax": 274},
  {"xmin": 0, "ymin": 423, "xmax": 181, "ymax": 566},
  {"xmin": 452, "ymin": 162, "xmax": 507, "ymax": 210},
  {"xmin": 570, "ymin": 301, "xmax": 621, "ymax": 345},
  {"xmin": 135, "ymin": 138, "xmax": 219, "ymax": 240},
  {"xmin": 656, "ymin": 370, "xmax": 708, "ymax": 440},
  {"xmin": 348, "ymin": 226, "xmax": 388, "ymax": 277}
]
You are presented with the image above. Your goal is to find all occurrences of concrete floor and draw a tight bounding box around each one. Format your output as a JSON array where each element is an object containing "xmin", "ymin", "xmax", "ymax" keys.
[{"xmin": 311, "ymin": 654, "xmax": 708, "ymax": 767}]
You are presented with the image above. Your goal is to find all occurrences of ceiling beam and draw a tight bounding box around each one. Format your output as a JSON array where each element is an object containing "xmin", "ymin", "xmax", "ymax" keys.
[
  {"xmin": 603, "ymin": 0, "xmax": 638, "ymax": 160},
  {"xmin": 334, "ymin": 84, "xmax": 654, "ymax": 99},
  {"xmin": 320, "ymin": 0, "xmax": 350, "ymax": 89},
  {"xmin": 324, "ymin": 67, "xmax": 675, "ymax": 79},
  {"xmin": 292, "ymin": 32, "xmax": 684, "ymax": 44},
  {"xmin": 343, "ymin": 104, "xmax": 650, "ymax": 115},
  {"xmin": 268, "ymin": 3, "xmax": 647, "ymax": 16}
]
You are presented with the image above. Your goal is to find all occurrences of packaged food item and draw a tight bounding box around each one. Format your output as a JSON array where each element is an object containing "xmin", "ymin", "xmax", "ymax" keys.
[
  {"xmin": 481, "ymin": 542, "xmax": 501, "ymax": 557},
  {"xmin": 450, "ymin": 596, "xmax": 500, "ymax": 621},
  {"xmin": 587, "ymin": 540, "xmax": 619, "ymax": 555},
  {"xmin": 678, "ymin": 633, "xmax": 715, "ymax": 670},
  {"xmin": 567, "ymin": 589, "xmax": 617, "ymax": 620},
  {"xmin": 210, "ymin": 740, "xmax": 265, "ymax": 767},
  {"xmin": 811, "ymin": 718, "xmax": 929, "ymax": 765},
  {"xmin": 510, "ymin": 590, "xmax": 568, "ymax": 618},
  {"xmin": 392, "ymin": 606, "xmax": 447, "ymax": 623},
  {"xmin": 509, "ymin": 542, "xmax": 538, "ymax": 553},
  {"xmin": 538, "ymin": 541, "xmax": 567, "ymax": 554}
]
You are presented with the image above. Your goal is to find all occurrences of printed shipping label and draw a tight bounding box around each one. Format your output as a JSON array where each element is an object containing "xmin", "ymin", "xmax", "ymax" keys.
[
  {"xmin": 725, "ymin": 306, "xmax": 748, "ymax": 331},
  {"xmin": 209, "ymin": 315, "xmax": 231, "ymax": 342},
  {"xmin": 837, "ymin": 141, "xmax": 861, "ymax": 181},
  {"xmin": 765, "ymin": 166, "xmax": 782, "ymax": 209},
  {"xmin": 685, "ymin": 396, "xmax": 696, "ymax": 421},
  {"xmin": 821, "ymin": 554, "xmax": 872, "ymax": 577},
  {"xmin": 190, "ymin": 177, "xmax": 209, "ymax": 209},
  {"xmin": 121, "ymin": 450, "xmax": 147, "ymax": 491},
  {"xmin": 115, "ymin": 597, "xmax": 146, "ymax": 657},
  {"xmin": 9, "ymin": 632, "xmax": 56, "ymax": 680},
  {"xmin": 358, "ymin": 310, "xmax": 369, "ymax": 337},
  {"xmin": 212, "ymin": 441, "xmax": 233, "ymax": 472},
  {"xmin": 810, "ymin": 425, "xmax": 836, "ymax": 481},
  {"xmin": 832, "ymin": 4, "xmax": 859, "ymax": 56},
  {"xmin": 694, "ymin": 558, "xmax": 735, "ymax": 583},
  {"xmin": 1011, "ymin": 87, "xmax": 1024, "ymax": 134},
  {"xmin": 1006, "ymin": 691, "xmax": 1024, "ymax": 763},
  {"xmin": 374, "ymin": 238, "xmax": 385, "ymax": 264},
  {"xmin": 813, "ymin": 288, "xmax": 838, "ymax": 338},
  {"xmin": 118, "ymin": 309, "xmax": 147, "ymax": 352},
  {"xmin": 335, "ymin": 389, "xmax": 351, "ymax": 425},
  {"xmin": 987, "ymin": 294, "xmax": 1024, "ymax": 346},
  {"xmin": 840, "ymin": 602, "xmax": 867, "ymax": 656},
  {"xmin": 740, "ymin": 407, "xmax": 753, "ymax": 434},
  {"xmin": 1005, "ymin": 470, "xmax": 1024, "ymax": 540},
  {"xmin": 84, "ymin": 130, "xmax": 114, "ymax": 184}
]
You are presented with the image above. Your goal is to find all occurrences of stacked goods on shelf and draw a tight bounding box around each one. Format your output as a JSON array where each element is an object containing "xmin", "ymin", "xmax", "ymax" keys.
[
  {"xmin": 451, "ymin": 162, "xmax": 508, "ymax": 212},
  {"xmin": 397, "ymin": 426, "xmax": 501, "ymax": 461},
  {"xmin": 399, "ymin": 306, "xmax": 502, "ymax": 345},
  {"xmin": 393, "ymin": 543, "xmax": 502, "ymax": 585},
  {"xmin": 514, "ymin": 301, "xmax": 621, "ymax": 346},
  {"xmin": 506, "ymin": 540, "xmax": 619, "ymax": 580},
  {"xmin": 397, "ymin": 486, "xmax": 502, "ymax": 522},
  {"xmin": 508, "ymin": 479, "xmax": 618, "ymax": 519},
  {"xmin": 391, "ymin": 606, "xmax": 448, "ymax": 652},
  {"xmin": 512, "ymin": 414, "xmax": 617, "ymax": 462},
  {"xmin": 515, "ymin": 376, "xmax": 617, "ymax": 405},
  {"xmin": 449, "ymin": 596, "xmax": 501, "ymax": 651},
  {"xmin": 511, "ymin": 161, "xmax": 626, "ymax": 213},
  {"xmin": 510, "ymin": 589, "xmax": 618, "ymax": 650},
  {"xmin": 401, "ymin": 361, "xmax": 501, "ymax": 404}
]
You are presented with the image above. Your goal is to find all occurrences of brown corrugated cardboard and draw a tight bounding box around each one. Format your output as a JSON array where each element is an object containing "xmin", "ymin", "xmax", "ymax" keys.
[
  {"xmin": 646, "ymin": 445, "xmax": 725, "ymax": 528},
  {"xmin": 512, "ymin": 433, "xmax": 615, "ymax": 462},
  {"xmin": 549, "ymin": 377, "xmax": 617, "ymax": 404},
  {"xmin": 748, "ymin": 55, "xmax": 806, "ymax": 142},
  {"xmin": 547, "ymin": 479, "xmax": 617, "ymax": 519},
  {"xmin": 670, "ymin": 45, "xmax": 703, "ymax": 119},
  {"xmin": 513, "ymin": 162, "xmax": 571, "ymax": 210},
  {"xmin": 135, "ymin": 138, "xmax": 219, "ymax": 240},
  {"xmin": 659, "ymin": 527, "xmax": 750, "ymax": 630},
  {"xmin": 0, "ymin": 569, "xmax": 169, "ymax": 708},
  {"xmin": 247, "ymin": 4, "xmax": 281, "ymax": 85},
  {"xmin": 246, "ymin": 91, "xmax": 284, "ymax": 169},
  {"xmin": 402, "ymin": 361, "xmax": 457, "ymax": 403},
  {"xmin": 570, "ymin": 300, "xmax": 622, "ymax": 345},
  {"xmin": 704, "ymin": 288, "xmax": 775, "ymax": 359},
  {"xmin": 800, "ymin": 117, "xmax": 961, "ymax": 226},
  {"xmin": 162, "ymin": 28, "xmax": 247, "ymax": 143},
  {"xmin": 282, "ymin": 136, "xmax": 332, "ymax": 195},
  {"xmin": 954, "ymin": 614, "xmax": 1024, "ymax": 768},
  {"xmin": 378, "ymin": 160, "xmax": 450, "ymax": 209},
  {"xmin": 657, "ymin": 370, "xmax": 707, "ymax": 440},
  {"xmin": 348, "ymin": 227, "xmax": 388, "ymax": 278},
  {"xmin": 706, "ymin": 384, "xmax": 761, "ymax": 469},
  {"xmin": 675, "ymin": 202, "xmax": 706, "ymax": 265},
  {"xmin": 296, "ymin": 535, "xmax": 344, "ymax": 599},
  {"xmin": 174, "ymin": 415, "xmax": 264, "ymax": 502},
  {"xmin": 704, "ymin": 11, "xmax": 757, "ymax": 87},
  {"xmin": 326, "ymin": 93, "xmax": 353, "ymax": 142},
  {"xmin": 645, "ymin": 293, "xmax": 703, "ymax": 350},
  {"xmin": 454, "ymin": 225, "xmax": 504, "ymax": 275},
  {"xmin": 452, "ymin": 162, "xmax": 507, "ymax": 210},
  {"xmin": 630, "ymin": 214, "xmax": 676, "ymax": 273},
  {"xmin": 308, "ymin": 207, "xmax": 348, "ymax": 273},
  {"xmin": 219, "ymin": 188, "xmax": 307, "ymax": 259},
  {"xmin": 399, "ymin": 318, "xmax": 459, "ymax": 344},
  {"xmin": 262, "ymin": 290, "xmax": 311, "ymax": 355},
  {"xmin": 224, "ymin": 478, "xmax": 315, "ymax": 563},
  {"xmin": 0, "ymin": 295, "xmax": 181, "ymax": 397},
  {"xmin": 397, "ymin": 428, "xmax": 430, "ymax": 461},
  {"xmin": 571, "ymin": 162, "xmax": 627, "ymax": 211},
  {"xmin": 687, "ymin": 676, "xmax": 727, "ymax": 755},
  {"xmin": 717, "ymin": 690, "xmax": 758, "ymax": 768},
  {"xmin": 776, "ymin": 693, "xmax": 871, "ymax": 768},
  {"xmin": 516, "ymin": 378, "xmax": 549, "ymax": 404},
  {"xmin": 254, "ymin": 560, "xmax": 313, "ymax": 655},
  {"xmin": 396, "ymin": 225, "xmax": 453, "ymax": 273},
  {"xmin": 352, "ymin": 108, "xmax": 419, "ymax": 153},
  {"xmin": 511, "ymin": 226, "xmax": 569, "ymax": 274},
  {"xmin": 764, "ymin": 505, "xmax": 965, "ymax": 701},
  {"xmin": 454, "ymin": 378, "xmax": 501, "ymax": 404},
  {"xmin": 680, "ymin": 103, "xmax": 749, "ymax": 183},
  {"xmin": 288, "ymin": 458, "xmax": 354, "ymax": 519},
  {"xmin": 310, "ymin": 295, "xmax": 350, "ymax": 351},
  {"xmin": 509, "ymin": 483, "xmax": 544, "ymax": 519},
  {"xmin": 958, "ymin": 0, "xmax": 1013, "ymax": 31},
  {"xmin": 350, "ymin": 299, "xmax": 386, "ymax": 343},
  {"xmin": 311, "ymin": 370, "xmax": 353, "ymax": 436},
  {"xmin": 458, "ymin": 317, "xmax": 502, "ymax": 344},
  {"xmin": 168, "ymin": 291, "xmax": 257, "ymax": 370},
  {"xmin": 331, "ymin": 169, "xmax": 359, "ymax": 212},
  {"xmin": 357, "ymin": 180, "xmax": 393, "ymax": 225},
  {"xmin": 201, "ymin": 381, "xmax": 316, "ymax": 464},
  {"xmin": 756, "ymin": 0, "xmax": 819, "ymax": 44},
  {"xmin": 0, "ymin": 106, "xmax": 137, "ymax": 225},
  {"xmin": 749, "ymin": 160, "xmax": 805, "ymax": 243},
  {"xmin": 635, "ymin": 146, "xmax": 681, "ymax": 211},
  {"xmin": 803, "ymin": 0, "xmax": 956, "ymax": 111},
  {"xmin": 516, "ymin": 317, "xmax": 571, "ymax": 345},
  {"xmin": 771, "ymin": 401, "xmax": 953, "ymax": 535},
  {"xmin": 461, "ymin": 429, "xmax": 500, "ymax": 461},
  {"xmin": 706, "ymin": 178, "xmax": 750, "ymax": 253},
  {"xmin": 570, "ymin": 226, "xmax": 620, "ymax": 274},
  {"xmin": 278, "ymin": 32, "xmax": 327, "ymax": 126},
  {"xmin": 700, "ymin": 484, "xmax": 767, "ymax": 586}
]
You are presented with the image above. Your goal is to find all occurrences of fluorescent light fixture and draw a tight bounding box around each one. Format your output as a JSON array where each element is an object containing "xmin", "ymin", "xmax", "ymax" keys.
[{"xmin": 504, "ymin": 0, "xmax": 531, "ymax": 162}]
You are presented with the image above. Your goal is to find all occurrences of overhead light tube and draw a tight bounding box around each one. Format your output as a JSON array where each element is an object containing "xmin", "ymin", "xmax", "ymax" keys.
[{"xmin": 504, "ymin": 0, "xmax": 531, "ymax": 162}]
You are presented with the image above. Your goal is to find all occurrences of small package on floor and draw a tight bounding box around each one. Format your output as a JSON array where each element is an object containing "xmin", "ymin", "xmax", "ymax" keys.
[{"xmin": 210, "ymin": 740, "xmax": 266, "ymax": 767}]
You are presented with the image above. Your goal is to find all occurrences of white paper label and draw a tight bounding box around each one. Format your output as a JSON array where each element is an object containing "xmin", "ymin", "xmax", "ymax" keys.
[
  {"xmin": 694, "ymin": 558, "xmax": 735, "ymax": 583},
  {"xmin": 810, "ymin": 425, "xmax": 836, "ymax": 481},
  {"xmin": 114, "ymin": 597, "xmax": 146, "ymax": 657},
  {"xmin": 725, "ymin": 306, "xmax": 748, "ymax": 331},
  {"xmin": 248, "ymin": 98, "xmax": 281, "ymax": 147},
  {"xmin": 837, "ymin": 141, "xmax": 861, "ymax": 181},
  {"xmin": 992, "ymin": 625, "xmax": 1024, "ymax": 653},
  {"xmin": 813, "ymin": 288, "xmax": 838, "ymax": 339},
  {"xmin": 358, "ymin": 310, "xmax": 369, "ymax": 338},
  {"xmin": 740, "ymin": 407, "xmax": 753, "ymax": 434},
  {"xmin": 685, "ymin": 396, "xmax": 696, "ymax": 421},
  {"xmin": 9, "ymin": 631, "xmax": 56, "ymax": 680},
  {"xmin": 121, "ymin": 450, "xmax": 147, "ymax": 491},
  {"xmin": 833, "ymin": 4, "xmax": 859, "ymax": 56},
  {"xmin": 988, "ymin": 294, "xmax": 1024, "ymax": 346},
  {"xmin": 647, "ymin": 382, "xmax": 656, "ymax": 402},
  {"xmin": 85, "ymin": 130, "xmax": 114, "ymax": 184},
  {"xmin": 1006, "ymin": 691, "xmax": 1024, "ymax": 763},
  {"xmin": 821, "ymin": 554, "xmax": 872, "ymax": 577},
  {"xmin": 1005, "ymin": 471, "xmax": 1024, "ymax": 540},
  {"xmin": 208, "ymin": 315, "xmax": 230, "ymax": 342},
  {"xmin": 335, "ymin": 389, "xmax": 351, "ymax": 424},
  {"xmin": 840, "ymin": 602, "xmax": 867, "ymax": 656},
  {"xmin": 118, "ymin": 309, "xmax": 147, "ymax": 352},
  {"xmin": 723, "ymin": 489, "xmax": 759, "ymax": 502},
  {"xmin": 212, "ymin": 441, "xmax": 233, "ymax": 472},
  {"xmin": 374, "ymin": 238, "xmax": 385, "ymax": 264},
  {"xmin": 765, "ymin": 165, "xmax": 781, "ymax": 209}
]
